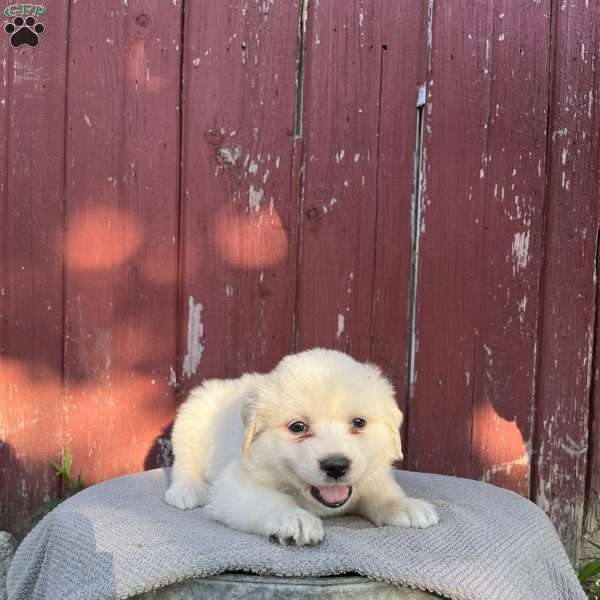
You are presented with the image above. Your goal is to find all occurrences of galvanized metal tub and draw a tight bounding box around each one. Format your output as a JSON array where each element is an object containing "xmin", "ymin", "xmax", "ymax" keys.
[{"xmin": 132, "ymin": 573, "xmax": 441, "ymax": 599}]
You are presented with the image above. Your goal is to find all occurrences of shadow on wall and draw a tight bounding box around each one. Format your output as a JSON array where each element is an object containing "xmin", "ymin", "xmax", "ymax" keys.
[
  {"xmin": 1, "ymin": 190, "xmax": 296, "ymax": 533},
  {"xmin": 0, "ymin": 440, "xmax": 58, "ymax": 539},
  {"xmin": 472, "ymin": 399, "xmax": 530, "ymax": 492},
  {"xmin": 144, "ymin": 422, "xmax": 174, "ymax": 471},
  {"xmin": 4, "ymin": 194, "xmax": 290, "ymax": 381}
]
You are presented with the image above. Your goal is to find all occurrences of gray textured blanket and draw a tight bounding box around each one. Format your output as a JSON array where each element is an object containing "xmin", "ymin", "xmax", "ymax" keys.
[{"xmin": 7, "ymin": 468, "xmax": 585, "ymax": 600}]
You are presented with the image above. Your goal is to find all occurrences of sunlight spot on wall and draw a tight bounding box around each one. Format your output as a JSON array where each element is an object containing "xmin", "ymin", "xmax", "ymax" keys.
[
  {"xmin": 213, "ymin": 206, "xmax": 288, "ymax": 268},
  {"xmin": 472, "ymin": 400, "xmax": 529, "ymax": 488},
  {"xmin": 65, "ymin": 206, "xmax": 142, "ymax": 271}
]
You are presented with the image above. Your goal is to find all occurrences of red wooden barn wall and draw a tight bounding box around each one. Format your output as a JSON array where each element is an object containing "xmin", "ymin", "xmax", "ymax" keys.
[{"xmin": 0, "ymin": 1, "xmax": 598, "ymax": 561}]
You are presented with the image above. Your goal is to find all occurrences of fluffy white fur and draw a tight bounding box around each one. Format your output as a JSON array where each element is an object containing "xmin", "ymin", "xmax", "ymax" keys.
[{"xmin": 165, "ymin": 348, "xmax": 438, "ymax": 545}]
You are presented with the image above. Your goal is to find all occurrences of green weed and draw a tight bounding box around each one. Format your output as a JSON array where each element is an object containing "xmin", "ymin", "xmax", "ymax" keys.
[
  {"xmin": 579, "ymin": 542, "xmax": 600, "ymax": 599},
  {"xmin": 26, "ymin": 449, "xmax": 85, "ymax": 529}
]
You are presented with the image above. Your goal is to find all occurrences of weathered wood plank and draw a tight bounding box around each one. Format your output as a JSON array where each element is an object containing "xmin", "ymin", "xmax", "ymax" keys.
[
  {"xmin": 407, "ymin": 1, "xmax": 550, "ymax": 494},
  {"xmin": 0, "ymin": 1, "xmax": 69, "ymax": 535},
  {"xmin": 370, "ymin": 2, "xmax": 427, "ymax": 429},
  {"xmin": 469, "ymin": 1, "xmax": 550, "ymax": 494},
  {"xmin": 295, "ymin": 0, "xmax": 383, "ymax": 360},
  {"xmin": 407, "ymin": 1, "xmax": 495, "ymax": 477},
  {"xmin": 533, "ymin": 0, "xmax": 600, "ymax": 561},
  {"xmin": 62, "ymin": 0, "xmax": 181, "ymax": 483},
  {"xmin": 178, "ymin": 0, "xmax": 300, "ymax": 392},
  {"xmin": 583, "ymin": 275, "xmax": 600, "ymax": 561}
]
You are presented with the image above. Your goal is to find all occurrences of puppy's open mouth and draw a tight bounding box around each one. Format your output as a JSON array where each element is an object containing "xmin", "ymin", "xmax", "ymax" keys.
[{"xmin": 310, "ymin": 485, "xmax": 352, "ymax": 508}]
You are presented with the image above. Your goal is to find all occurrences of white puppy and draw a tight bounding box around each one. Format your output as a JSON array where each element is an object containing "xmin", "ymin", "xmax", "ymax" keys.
[{"xmin": 165, "ymin": 348, "xmax": 438, "ymax": 545}]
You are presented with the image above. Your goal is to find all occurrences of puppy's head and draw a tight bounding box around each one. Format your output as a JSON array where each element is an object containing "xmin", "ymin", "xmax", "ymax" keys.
[{"xmin": 241, "ymin": 348, "xmax": 403, "ymax": 511}]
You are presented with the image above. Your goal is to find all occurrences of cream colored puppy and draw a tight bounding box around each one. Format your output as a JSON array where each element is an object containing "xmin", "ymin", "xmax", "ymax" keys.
[{"xmin": 165, "ymin": 348, "xmax": 438, "ymax": 545}]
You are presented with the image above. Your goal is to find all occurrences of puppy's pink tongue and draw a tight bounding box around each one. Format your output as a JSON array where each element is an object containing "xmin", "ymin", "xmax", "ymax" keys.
[{"xmin": 318, "ymin": 485, "xmax": 350, "ymax": 504}]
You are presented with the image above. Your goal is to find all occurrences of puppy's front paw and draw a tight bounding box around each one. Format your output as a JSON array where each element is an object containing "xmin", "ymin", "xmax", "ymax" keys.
[
  {"xmin": 265, "ymin": 508, "xmax": 324, "ymax": 546},
  {"xmin": 378, "ymin": 497, "xmax": 439, "ymax": 529},
  {"xmin": 165, "ymin": 479, "xmax": 209, "ymax": 510}
]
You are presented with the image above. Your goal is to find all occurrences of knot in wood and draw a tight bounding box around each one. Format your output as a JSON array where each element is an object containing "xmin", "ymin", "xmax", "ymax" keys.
[{"xmin": 135, "ymin": 14, "xmax": 150, "ymax": 27}]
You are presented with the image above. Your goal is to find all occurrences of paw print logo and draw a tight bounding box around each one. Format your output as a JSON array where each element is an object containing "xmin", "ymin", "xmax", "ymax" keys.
[{"xmin": 4, "ymin": 16, "xmax": 45, "ymax": 48}]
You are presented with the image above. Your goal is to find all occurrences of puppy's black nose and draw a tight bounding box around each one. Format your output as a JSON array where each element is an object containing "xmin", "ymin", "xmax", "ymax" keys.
[{"xmin": 319, "ymin": 454, "xmax": 351, "ymax": 480}]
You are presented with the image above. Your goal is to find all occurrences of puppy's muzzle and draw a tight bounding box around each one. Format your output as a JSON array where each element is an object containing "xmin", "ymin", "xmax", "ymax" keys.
[
  {"xmin": 312, "ymin": 456, "xmax": 353, "ymax": 508},
  {"xmin": 319, "ymin": 454, "xmax": 351, "ymax": 480}
]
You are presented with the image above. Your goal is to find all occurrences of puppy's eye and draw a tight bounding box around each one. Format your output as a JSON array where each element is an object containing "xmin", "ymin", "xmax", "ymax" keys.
[
  {"xmin": 288, "ymin": 420, "xmax": 308, "ymax": 433},
  {"xmin": 351, "ymin": 417, "xmax": 366, "ymax": 428}
]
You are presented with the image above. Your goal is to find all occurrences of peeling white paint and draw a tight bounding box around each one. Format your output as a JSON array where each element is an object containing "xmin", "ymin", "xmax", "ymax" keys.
[
  {"xmin": 483, "ymin": 451, "xmax": 529, "ymax": 482},
  {"xmin": 336, "ymin": 314, "xmax": 345, "ymax": 338},
  {"xmin": 484, "ymin": 38, "xmax": 490, "ymax": 74},
  {"xmin": 225, "ymin": 284, "xmax": 234, "ymax": 297},
  {"xmin": 552, "ymin": 127, "xmax": 568, "ymax": 141},
  {"xmin": 218, "ymin": 146, "xmax": 241, "ymax": 166},
  {"xmin": 511, "ymin": 231, "xmax": 530, "ymax": 275},
  {"xmin": 518, "ymin": 295, "xmax": 528, "ymax": 323},
  {"xmin": 182, "ymin": 296, "xmax": 205, "ymax": 379},
  {"xmin": 560, "ymin": 435, "xmax": 588, "ymax": 458},
  {"xmin": 84, "ymin": 114, "xmax": 92, "ymax": 127},
  {"xmin": 561, "ymin": 148, "xmax": 568, "ymax": 165},
  {"xmin": 322, "ymin": 197, "xmax": 338, "ymax": 215},
  {"xmin": 536, "ymin": 480, "xmax": 551, "ymax": 513},
  {"xmin": 248, "ymin": 184, "xmax": 264, "ymax": 211},
  {"xmin": 417, "ymin": 83, "xmax": 427, "ymax": 107},
  {"xmin": 168, "ymin": 366, "xmax": 177, "ymax": 388},
  {"xmin": 426, "ymin": 0, "xmax": 434, "ymax": 53}
]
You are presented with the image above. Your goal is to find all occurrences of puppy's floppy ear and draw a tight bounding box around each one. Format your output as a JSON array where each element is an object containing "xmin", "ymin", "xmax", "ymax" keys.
[
  {"xmin": 386, "ymin": 407, "xmax": 404, "ymax": 462},
  {"xmin": 366, "ymin": 363, "xmax": 404, "ymax": 462},
  {"xmin": 241, "ymin": 397, "xmax": 260, "ymax": 455}
]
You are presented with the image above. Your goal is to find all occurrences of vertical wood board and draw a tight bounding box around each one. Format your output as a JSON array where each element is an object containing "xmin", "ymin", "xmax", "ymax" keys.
[
  {"xmin": 178, "ymin": 0, "xmax": 300, "ymax": 392},
  {"xmin": 408, "ymin": 0, "xmax": 496, "ymax": 477},
  {"xmin": 583, "ymin": 274, "xmax": 600, "ymax": 561},
  {"xmin": 370, "ymin": 1, "xmax": 427, "ymax": 432},
  {"xmin": 408, "ymin": 1, "xmax": 550, "ymax": 497},
  {"xmin": 469, "ymin": 0, "xmax": 550, "ymax": 494},
  {"xmin": 533, "ymin": 0, "xmax": 600, "ymax": 561},
  {"xmin": 295, "ymin": 0, "xmax": 383, "ymax": 361},
  {"xmin": 62, "ymin": 0, "xmax": 181, "ymax": 483},
  {"xmin": 0, "ymin": 1, "xmax": 69, "ymax": 534}
]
